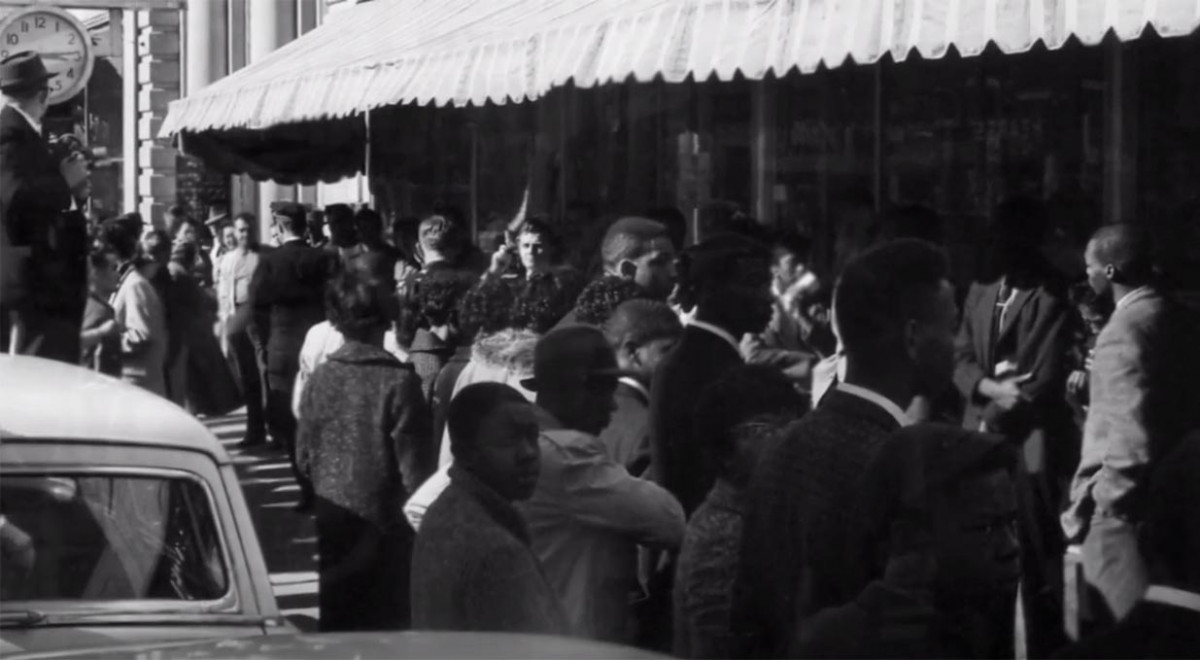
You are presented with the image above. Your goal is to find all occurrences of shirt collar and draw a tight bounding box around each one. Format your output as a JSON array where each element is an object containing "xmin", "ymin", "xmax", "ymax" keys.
[
  {"xmin": 836, "ymin": 382, "xmax": 911, "ymax": 427},
  {"xmin": 1144, "ymin": 585, "xmax": 1200, "ymax": 613},
  {"xmin": 9, "ymin": 104, "xmax": 42, "ymax": 136},
  {"xmin": 689, "ymin": 319, "xmax": 742, "ymax": 357},
  {"xmin": 618, "ymin": 376, "xmax": 649, "ymax": 401},
  {"xmin": 1116, "ymin": 285, "xmax": 1152, "ymax": 311}
]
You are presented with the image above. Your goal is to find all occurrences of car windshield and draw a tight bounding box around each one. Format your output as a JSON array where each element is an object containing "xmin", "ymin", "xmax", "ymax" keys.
[{"xmin": 0, "ymin": 473, "xmax": 228, "ymax": 604}]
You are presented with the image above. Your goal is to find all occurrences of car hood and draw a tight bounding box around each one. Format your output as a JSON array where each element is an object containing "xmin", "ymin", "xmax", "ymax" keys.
[
  {"xmin": 10, "ymin": 631, "xmax": 668, "ymax": 659},
  {"xmin": 2, "ymin": 625, "xmax": 269, "ymax": 659}
]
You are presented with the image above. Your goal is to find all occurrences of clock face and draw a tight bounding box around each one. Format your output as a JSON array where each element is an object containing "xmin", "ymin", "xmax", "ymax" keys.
[{"xmin": 0, "ymin": 9, "xmax": 95, "ymax": 105}]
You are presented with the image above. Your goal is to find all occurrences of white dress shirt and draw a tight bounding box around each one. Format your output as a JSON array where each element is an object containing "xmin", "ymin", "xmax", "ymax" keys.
[
  {"xmin": 836, "ymin": 382, "xmax": 912, "ymax": 427},
  {"xmin": 1144, "ymin": 585, "xmax": 1200, "ymax": 613}
]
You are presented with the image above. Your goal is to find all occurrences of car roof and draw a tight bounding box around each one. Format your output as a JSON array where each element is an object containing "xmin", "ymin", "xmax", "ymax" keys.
[
  {"xmin": 0, "ymin": 355, "xmax": 228, "ymax": 462},
  {"xmin": 11, "ymin": 631, "xmax": 670, "ymax": 660}
]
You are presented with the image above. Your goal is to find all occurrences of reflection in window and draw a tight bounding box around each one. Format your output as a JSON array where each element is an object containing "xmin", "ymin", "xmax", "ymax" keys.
[{"xmin": 0, "ymin": 474, "xmax": 228, "ymax": 603}]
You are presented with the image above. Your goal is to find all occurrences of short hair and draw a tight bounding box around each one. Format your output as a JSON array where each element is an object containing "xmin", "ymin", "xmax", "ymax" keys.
[
  {"xmin": 573, "ymin": 275, "xmax": 652, "ymax": 325},
  {"xmin": 448, "ymin": 382, "xmax": 530, "ymax": 460},
  {"xmin": 600, "ymin": 217, "xmax": 669, "ymax": 270},
  {"xmin": 273, "ymin": 203, "xmax": 307, "ymax": 236},
  {"xmin": 167, "ymin": 205, "xmax": 187, "ymax": 219},
  {"xmin": 771, "ymin": 232, "xmax": 814, "ymax": 264},
  {"xmin": 345, "ymin": 250, "xmax": 397, "ymax": 287},
  {"xmin": 512, "ymin": 267, "xmax": 587, "ymax": 334},
  {"xmin": 325, "ymin": 203, "xmax": 355, "ymax": 226},
  {"xmin": 354, "ymin": 206, "xmax": 383, "ymax": 231},
  {"xmin": 1090, "ymin": 223, "xmax": 1155, "ymax": 285},
  {"xmin": 412, "ymin": 270, "xmax": 475, "ymax": 327},
  {"xmin": 100, "ymin": 217, "xmax": 142, "ymax": 261},
  {"xmin": 170, "ymin": 239, "xmax": 197, "ymax": 266},
  {"xmin": 672, "ymin": 233, "xmax": 771, "ymax": 312},
  {"xmin": 419, "ymin": 215, "xmax": 458, "ymax": 253},
  {"xmin": 834, "ymin": 239, "xmax": 949, "ymax": 365},
  {"xmin": 516, "ymin": 216, "xmax": 561, "ymax": 259},
  {"xmin": 603, "ymin": 299, "xmax": 683, "ymax": 350},
  {"xmin": 458, "ymin": 277, "xmax": 518, "ymax": 340},
  {"xmin": 325, "ymin": 267, "xmax": 393, "ymax": 343},
  {"xmin": 644, "ymin": 206, "xmax": 688, "ymax": 249},
  {"xmin": 694, "ymin": 365, "xmax": 804, "ymax": 487},
  {"xmin": 234, "ymin": 212, "xmax": 256, "ymax": 225}
]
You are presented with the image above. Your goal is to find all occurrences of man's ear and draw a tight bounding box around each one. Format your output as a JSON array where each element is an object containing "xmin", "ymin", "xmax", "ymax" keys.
[
  {"xmin": 1104, "ymin": 264, "xmax": 1118, "ymax": 283},
  {"xmin": 903, "ymin": 318, "xmax": 922, "ymax": 362},
  {"xmin": 617, "ymin": 259, "xmax": 638, "ymax": 280}
]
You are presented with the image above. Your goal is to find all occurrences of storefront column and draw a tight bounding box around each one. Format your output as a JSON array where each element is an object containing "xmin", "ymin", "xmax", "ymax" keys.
[
  {"xmin": 134, "ymin": 9, "xmax": 181, "ymax": 226},
  {"xmin": 296, "ymin": 0, "xmax": 320, "ymax": 207},
  {"xmin": 1103, "ymin": 39, "xmax": 1138, "ymax": 225},
  {"xmin": 249, "ymin": 0, "xmax": 298, "ymax": 239},
  {"xmin": 752, "ymin": 79, "xmax": 776, "ymax": 228}
]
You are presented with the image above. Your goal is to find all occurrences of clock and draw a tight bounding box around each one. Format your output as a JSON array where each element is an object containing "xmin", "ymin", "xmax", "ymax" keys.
[{"xmin": 0, "ymin": 7, "xmax": 95, "ymax": 106}]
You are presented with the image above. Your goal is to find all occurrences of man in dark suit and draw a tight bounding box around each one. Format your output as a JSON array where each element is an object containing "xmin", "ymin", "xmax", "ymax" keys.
[
  {"xmin": 1056, "ymin": 431, "xmax": 1200, "ymax": 658},
  {"xmin": 0, "ymin": 52, "xmax": 88, "ymax": 362},
  {"xmin": 733, "ymin": 239, "xmax": 959, "ymax": 658},
  {"xmin": 649, "ymin": 233, "xmax": 773, "ymax": 515},
  {"xmin": 954, "ymin": 197, "xmax": 1074, "ymax": 655},
  {"xmin": 251, "ymin": 202, "xmax": 335, "ymax": 512},
  {"xmin": 1063, "ymin": 224, "xmax": 1200, "ymax": 625}
]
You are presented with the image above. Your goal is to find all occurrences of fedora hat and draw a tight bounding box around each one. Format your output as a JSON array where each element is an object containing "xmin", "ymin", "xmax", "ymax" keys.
[{"xmin": 0, "ymin": 51, "xmax": 56, "ymax": 93}]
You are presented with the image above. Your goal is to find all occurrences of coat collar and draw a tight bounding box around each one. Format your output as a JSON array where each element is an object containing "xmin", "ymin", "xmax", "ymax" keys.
[
  {"xmin": 617, "ymin": 377, "xmax": 649, "ymax": 404},
  {"xmin": 448, "ymin": 465, "xmax": 531, "ymax": 545},
  {"xmin": 328, "ymin": 339, "xmax": 404, "ymax": 367},
  {"xmin": 689, "ymin": 319, "xmax": 742, "ymax": 356},
  {"xmin": 1115, "ymin": 285, "xmax": 1157, "ymax": 312},
  {"xmin": 817, "ymin": 387, "xmax": 904, "ymax": 433}
]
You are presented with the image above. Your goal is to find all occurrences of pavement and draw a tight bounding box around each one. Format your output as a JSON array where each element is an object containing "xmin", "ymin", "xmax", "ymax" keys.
[{"xmin": 203, "ymin": 410, "xmax": 319, "ymax": 632}]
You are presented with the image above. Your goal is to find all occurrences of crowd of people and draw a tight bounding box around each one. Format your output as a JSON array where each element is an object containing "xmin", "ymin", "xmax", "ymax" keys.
[{"xmin": 5, "ymin": 50, "xmax": 1200, "ymax": 660}]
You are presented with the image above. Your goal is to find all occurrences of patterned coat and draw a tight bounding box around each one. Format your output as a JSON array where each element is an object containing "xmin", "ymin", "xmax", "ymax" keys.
[
  {"xmin": 296, "ymin": 341, "xmax": 433, "ymax": 531},
  {"xmin": 732, "ymin": 388, "xmax": 902, "ymax": 657},
  {"xmin": 673, "ymin": 480, "xmax": 746, "ymax": 659},
  {"xmin": 412, "ymin": 466, "xmax": 569, "ymax": 635}
]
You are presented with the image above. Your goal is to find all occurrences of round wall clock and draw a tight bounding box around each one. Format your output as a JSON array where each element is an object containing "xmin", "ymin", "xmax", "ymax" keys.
[{"xmin": 0, "ymin": 7, "xmax": 96, "ymax": 105}]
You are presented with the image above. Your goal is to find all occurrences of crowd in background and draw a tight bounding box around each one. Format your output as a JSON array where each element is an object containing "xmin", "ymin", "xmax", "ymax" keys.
[{"xmin": 6, "ymin": 47, "xmax": 1200, "ymax": 660}]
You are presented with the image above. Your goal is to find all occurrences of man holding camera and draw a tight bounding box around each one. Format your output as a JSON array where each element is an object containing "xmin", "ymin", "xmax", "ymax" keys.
[{"xmin": 1, "ymin": 51, "xmax": 90, "ymax": 363}]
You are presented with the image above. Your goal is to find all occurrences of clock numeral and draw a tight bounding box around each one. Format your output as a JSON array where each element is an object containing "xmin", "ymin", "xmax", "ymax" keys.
[
  {"xmin": 66, "ymin": 68, "xmax": 75, "ymax": 79},
  {"xmin": 0, "ymin": 50, "xmax": 6, "ymax": 59},
  {"xmin": 20, "ymin": 21, "xmax": 29, "ymax": 33},
  {"xmin": 68, "ymin": 33, "xmax": 76, "ymax": 45},
  {"xmin": 51, "ymin": 78, "xmax": 62, "ymax": 92},
  {"xmin": 35, "ymin": 17, "xmax": 46, "ymax": 29},
  {"xmin": 4, "ymin": 34, "xmax": 17, "ymax": 45},
  {"xmin": 56, "ymin": 20, "xmax": 62, "ymax": 32}
]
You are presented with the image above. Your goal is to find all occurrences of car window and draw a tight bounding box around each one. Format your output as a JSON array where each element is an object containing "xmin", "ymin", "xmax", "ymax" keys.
[{"xmin": 0, "ymin": 473, "xmax": 228, "ymax": 603}]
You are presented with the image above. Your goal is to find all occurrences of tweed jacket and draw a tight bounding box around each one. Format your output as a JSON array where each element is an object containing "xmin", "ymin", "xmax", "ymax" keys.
[
  {"xmin": 732, "ymin": 387, "xmax": 902, "ymax": 658},
  {"xmin": 650, "ymin": 323, "xmax": 744, "ymax": 514},
  {"xmin": 1063, "ymin": 288, "xmax": 1200, "ymax": 537},
  {"xmin": 673, "ymin": 480, "xmax": 747, "ymax": 659},
  {"xmin": 411, "ymin": 466, "xmax": 569, "ymax": 635},
  {"xmin": 296, "ymin": 341, "xmax": 433, "ymax": 531}
]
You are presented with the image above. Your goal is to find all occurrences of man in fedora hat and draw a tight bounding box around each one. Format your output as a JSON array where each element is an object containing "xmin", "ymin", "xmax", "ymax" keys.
[
  {"xmin": 519, "ymin": 325, "xmax": 685, "ymax": 644},
  {"xmin": 1, "ymin": 51, "xmax": 89, "ymax": 362}
]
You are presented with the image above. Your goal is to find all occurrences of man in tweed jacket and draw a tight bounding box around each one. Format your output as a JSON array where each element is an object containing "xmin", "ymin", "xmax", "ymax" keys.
[{"xmin": 732, "ymin": 239, "xmax": 960, "ymax": 658}]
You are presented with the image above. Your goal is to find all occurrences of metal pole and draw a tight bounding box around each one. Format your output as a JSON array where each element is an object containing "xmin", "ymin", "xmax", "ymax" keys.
[
  {"xmin": 362, "ymin": 108, "xmax": 371, "ymax": 204},
  {"xmin": 470, "ymin": 120, "xmax": 479, "ymax": 242}
]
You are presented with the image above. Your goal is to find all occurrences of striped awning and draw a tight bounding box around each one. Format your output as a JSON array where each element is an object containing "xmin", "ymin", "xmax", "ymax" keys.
[{"xmin": 161, "ymin": 0, "xmax": 1200, "ymax": 136}]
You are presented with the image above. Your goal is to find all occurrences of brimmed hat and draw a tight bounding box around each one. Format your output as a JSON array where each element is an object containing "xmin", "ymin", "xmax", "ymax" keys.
[
  {"xmin": 520, "ymin": 325, "xmax": 635, "ymax": 392},
  {"xmin": 0, "ymin": 51, "xmax": 56, "ymax": 93}
]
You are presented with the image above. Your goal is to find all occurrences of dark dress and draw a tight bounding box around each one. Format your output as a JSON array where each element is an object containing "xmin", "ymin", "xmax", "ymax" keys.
[{"xmin": 297, "ymin": 341, "xmax": 433, "ymax": 631}]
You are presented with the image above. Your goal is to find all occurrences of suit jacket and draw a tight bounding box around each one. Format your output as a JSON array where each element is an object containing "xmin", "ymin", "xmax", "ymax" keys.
[
  {"xmin": 649, "ymin": 324, "xmax": 744, "ymax": 515},
  {"xmin": 954, "ymin": 275, "xmax": 1074, "ymax": 474},
  {"xmin": 1063, "ymin": 288, "xmax": 1200, "ymax": 536},
  {"xmin": 249, "ymin": 239, "xmax": 334, "ymax": 377},
  {"xmin": 1053, "ymin": 599, "xmax": 1200, "ymax": 659},
  {"xmin": 0, "ymin": 106, "xmax": 82, "ymax": 316},
  {"xmin": 732, "ymin": 389, "xmax": 902, "ymax": 658}
]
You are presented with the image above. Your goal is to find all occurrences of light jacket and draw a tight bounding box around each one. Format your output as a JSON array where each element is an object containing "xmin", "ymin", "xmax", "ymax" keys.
[{"xmin": 521, "ymin": 420, "xmax": 685, "ymax": 643}]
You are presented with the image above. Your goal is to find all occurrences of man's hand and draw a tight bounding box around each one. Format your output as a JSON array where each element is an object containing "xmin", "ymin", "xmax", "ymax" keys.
[
  {"xmin": 59, "ymin": 153, "xmax": 89, "ymax": 192},
  {"xmin": 1067, "ymin": 370, "xmax": 1088, "ymax": 396},
  {"xmin": 739, "ymin": 333, "xmax": 763, "ymax": 361},
  {"xmin": 487, "ymin": 244, "xmax": 514, "ymax": 275},
  {"xmin": 981, "ymin": 373, "xmax": 1032, "ymax": 411}
]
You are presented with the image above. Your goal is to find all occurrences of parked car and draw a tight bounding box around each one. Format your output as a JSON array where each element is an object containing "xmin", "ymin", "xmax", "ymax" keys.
[
  {"xmin": 0, "ymin": 355, "xmax": 289, "ymax": 657},
  {"xmin": 8, "ymin": 631, "xmax": 668, "ymax": 659}
]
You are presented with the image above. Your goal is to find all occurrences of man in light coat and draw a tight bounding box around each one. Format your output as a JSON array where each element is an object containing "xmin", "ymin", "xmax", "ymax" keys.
[
  {"xmin": 520, "ymin": 325, "xmax": 685, "ymax": 644},
  {"xmin": 1063, "ymin": 224, "xmax": 1200, "ymax": 624}
]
